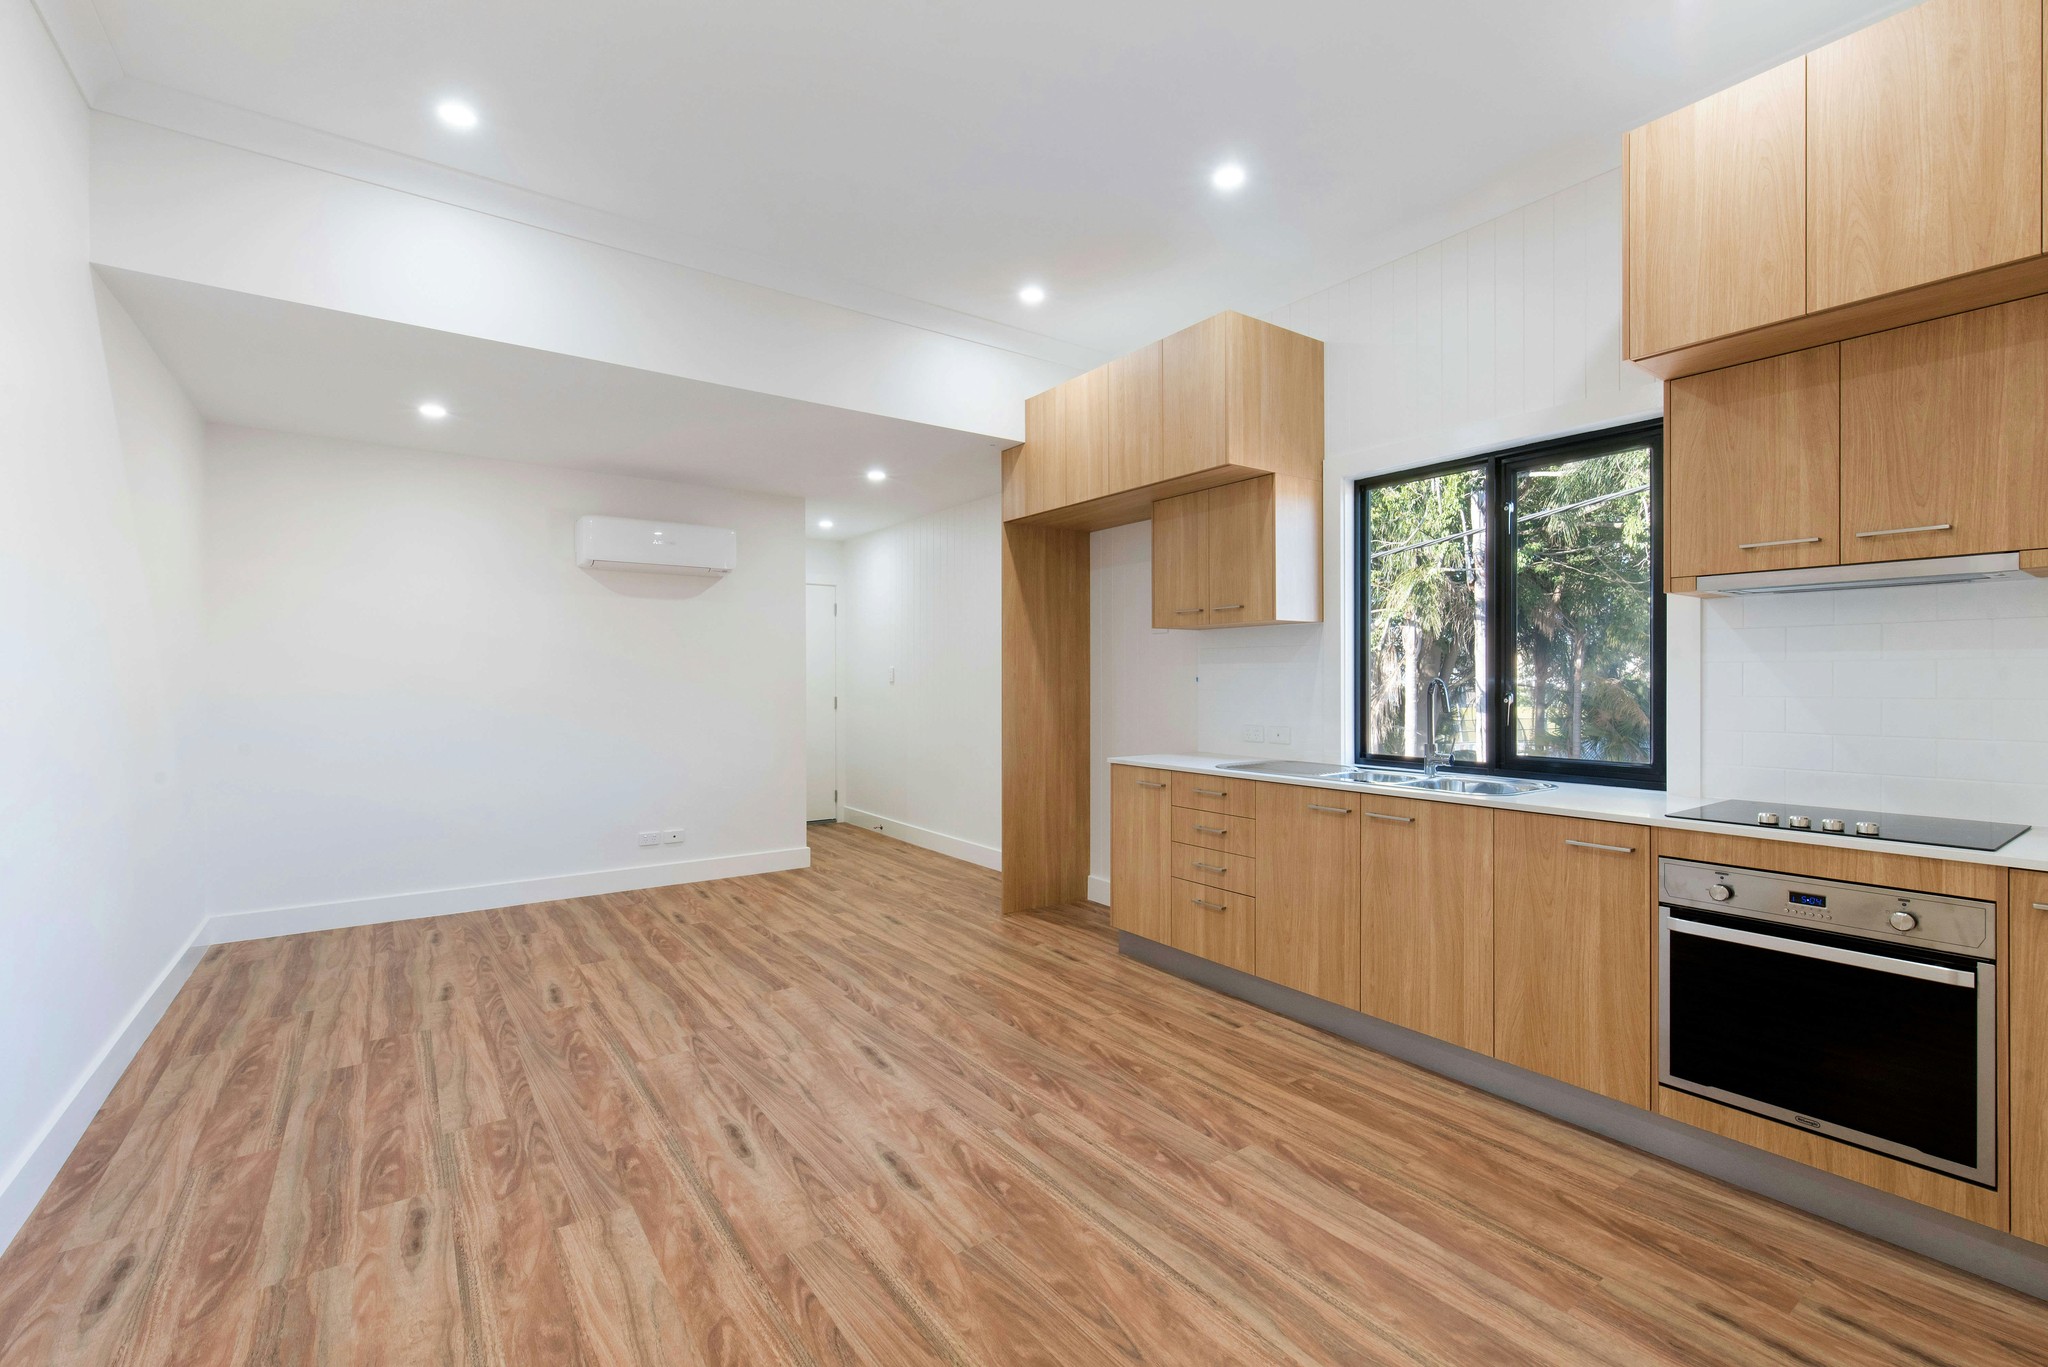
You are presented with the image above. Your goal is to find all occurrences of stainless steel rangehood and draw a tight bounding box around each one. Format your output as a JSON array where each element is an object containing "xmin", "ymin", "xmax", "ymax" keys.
[{"xmin": 1692, "ymin": 552, "xmax": 2041, "ymax": 597}]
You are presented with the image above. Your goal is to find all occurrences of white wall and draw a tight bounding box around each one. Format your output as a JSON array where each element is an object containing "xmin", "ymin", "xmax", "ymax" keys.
[
  {"xmin": 199, "ymin": 427, "xmax": 809, "ymax": 932},
  {"xmin": 805, "ymin": 539, "xmax": 844, "ymax": 586},
  {"xmin": 838, "ymin": 495, "xmax": 1001, "ymax": 867},
  {"xmin": 0, "ymin": 0, "xmax": 210, "ymax": 1241},
  {"xmin": 1701, "ymin": 581, "xmax": 2048, "ymax": 823}
]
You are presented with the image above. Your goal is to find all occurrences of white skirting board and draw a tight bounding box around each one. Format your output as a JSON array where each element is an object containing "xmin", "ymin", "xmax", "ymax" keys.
[
  {"xmin": 197, "ymin": 846, "xmax": 811, "ymax": 945},
  {"xmin": 0, "ymin": 843, "xmax": 809, "ymax": 1254},
  {"xmin": 839, "ymin": 807, "xmax": 1000, "ymax": 871},
  {"xmin": 1087, "ymin": 874, "xmax": 1110, "ymax": 905}
]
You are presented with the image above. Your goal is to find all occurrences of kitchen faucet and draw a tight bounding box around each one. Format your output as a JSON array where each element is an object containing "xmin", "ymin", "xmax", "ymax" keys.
[{"xmin": 1423, "ymin": 677, "xmax": 1454, "ymax": 778}]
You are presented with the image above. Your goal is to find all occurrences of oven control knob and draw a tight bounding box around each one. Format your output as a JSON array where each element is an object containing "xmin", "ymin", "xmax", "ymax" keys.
[
  {"xmin": 1708, "ymin": 883, "xmax": 1735, "ymax": 902},
  {"xmin": 1889, "ymin": 910, "xmax": 1919, "ymax": 933},
  {"xmin": 1758, "ymin": 811, "xmax": 1781, "ymax": 826}
]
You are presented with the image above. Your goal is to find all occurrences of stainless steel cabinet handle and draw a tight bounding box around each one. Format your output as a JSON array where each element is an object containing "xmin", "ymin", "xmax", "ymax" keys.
[
  {"xmin": 1565, "ymin": 838, "xmax": 1635, "ymax": 854},
  {"xmin": 1193, "ymin": 825, "xmax": 1227, "ymax": 835},
  {"xmin": 1192, "ymin": 898, "xmax": 1227, "ymax": 911},
  {"xmin": 1308, "ymin": 804, "xmax": 1353, "ymax": 815},
  {"xmin": 1365, "ymin": 812, "xmax": 1413, "ymax": 824},
  {"xmin": 1135, "ymin": 780, "xmax": 1166, "ymax": 789},
  {"xmin": 1212, "ymin": 604, "xmax": 1245, "ymax": 611},
  {"xmin": 1855, "ymin": 523, "xmax": 1952, "ymax": 539},
  {"xmin": 2034, "ymin": 903, "xmax": 2048, "ymax": 912},
  {"xmin": 1738, "ymin": 536, "xmax": 1822, "ymax": 549},
  {"xmin": 1192, "ymin": 787, "xmax": 1226, "ymax": 797},
  {"xmin": 1173, "ymin": 607, "xmax": 1204, "ymax": 615},
  {"xmin": 1193, "ymin": 862, "xmax": 1227, "ymax": 873}
]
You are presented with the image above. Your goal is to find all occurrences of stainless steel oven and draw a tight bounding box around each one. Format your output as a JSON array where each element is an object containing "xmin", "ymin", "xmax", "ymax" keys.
[{"xmin": 1658, "ymin": 858, "xmax": 1997, "ymax": 1186}]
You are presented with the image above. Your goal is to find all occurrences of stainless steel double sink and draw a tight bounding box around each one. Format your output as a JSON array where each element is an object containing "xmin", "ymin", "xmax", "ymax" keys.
[{"xmin": 1214, "ymin": 759, "xmax": 1554, "ymax": 798}]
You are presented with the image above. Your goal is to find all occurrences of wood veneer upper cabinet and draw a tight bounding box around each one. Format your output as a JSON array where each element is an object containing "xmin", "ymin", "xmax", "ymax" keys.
[
  {"xmin": 1839, "ymin": 295, "xmax": 2048, "ymax": 561},
  {"xmin": 1106, "ymin": 341, "xmax": 1165, "ymax": 492},
  {"xmin": 1358, "ymin": 796, "xmax": 1495, "ymax": 1055},
  {"xmin": 1151, "ymin": 475, "xmax": 1320, "ymax": 629},
  {"xmin": 2014, "ymin": 870, "xmax": 2048, "ymax": 1245},
  {"xmin": 1058, "ymin": 363, "xmax": 1111, "ymax": 508},
  {"xmin": 1109, "ymin": 766, "xmax": 1172, "ymax": 943},
  {"xmin": 1807, "ymin": 0, "xmax": 2043, "ymax": 313},
  {"xmin": 1151, "ymin": 487, "xmax": 1207, "ymax": 628},
  {"xmin": 1163, "ymin": 312, "xmax": 1325, "ymax": 481},
  {"xmin": 1665, "ymin": 345, "xmax": 1841, "ymax": 579},
  {"xmin": 1624, "ymin": 58, "xmax": 1806, "ymax": 361},
  {"xmin": 1492, "ymin": 812, "xmax": 1653, "ymax": 1108},
  {"xmin": 1254, "ymin": 782, "xmax": 1361, "ymax": 1009}
]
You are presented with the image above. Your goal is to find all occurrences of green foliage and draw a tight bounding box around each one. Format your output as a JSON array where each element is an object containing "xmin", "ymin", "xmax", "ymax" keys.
[{"xmin": 1364, "ymin": 444, "xmax": 1654, "ymax": 769}]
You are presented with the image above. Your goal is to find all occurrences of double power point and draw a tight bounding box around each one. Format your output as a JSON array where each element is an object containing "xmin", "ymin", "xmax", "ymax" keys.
[{"xmin": 637, "ymin": 829, "xmax": 687, "ymax": 848}]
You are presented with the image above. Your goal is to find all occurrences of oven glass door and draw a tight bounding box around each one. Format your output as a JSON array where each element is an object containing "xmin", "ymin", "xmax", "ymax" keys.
[{"xmin": 1660, "ymin": 908, "xmax": 1994, "ymax": 1183}]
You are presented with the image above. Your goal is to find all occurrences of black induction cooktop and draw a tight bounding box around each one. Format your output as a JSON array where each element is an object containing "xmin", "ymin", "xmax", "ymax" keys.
[{"xmin": 1669, "ymin": 799, "xmax": 2030, "ymax": 852}]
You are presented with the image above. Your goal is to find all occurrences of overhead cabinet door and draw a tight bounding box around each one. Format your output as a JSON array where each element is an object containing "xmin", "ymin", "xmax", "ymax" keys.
[
  {"xmin": 1839, "ymin": 294, "xmax": 2048, "ymax": 561},
  {"xmin": 1806, "ymin": 0, "xmax": 2043, "ymax": 312},
  {"xmin": 1624, "ymin": 58, "xmax": 1806, "ymax": 360},
  {"xmin": 1665, "ymin": 346, "xmax": 1841, "ymax": 579}
]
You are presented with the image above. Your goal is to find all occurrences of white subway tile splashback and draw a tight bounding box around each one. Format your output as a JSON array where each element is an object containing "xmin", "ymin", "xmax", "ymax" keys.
[{"xmin": 1699, "ymin": 578, "xmax": 2048, "ymax": 826}]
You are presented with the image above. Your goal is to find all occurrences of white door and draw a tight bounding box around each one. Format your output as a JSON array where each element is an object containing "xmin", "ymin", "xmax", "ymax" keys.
[{"xmin": 805, "ymin": 583, "xmax": 839, "ymax": 821}]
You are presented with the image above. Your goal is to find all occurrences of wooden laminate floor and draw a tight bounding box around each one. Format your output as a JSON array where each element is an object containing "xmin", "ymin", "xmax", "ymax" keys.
[{"xmin": 2, "ymin": 824, "xmax": 2045, "ymax": 1365}]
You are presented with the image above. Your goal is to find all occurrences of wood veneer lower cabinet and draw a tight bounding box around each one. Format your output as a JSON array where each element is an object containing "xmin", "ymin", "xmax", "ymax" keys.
[
  {"xmin": 1254, "ymin": 783, "xmax": 1361, "ymax": 1009},
  {"xmin": 1108, "ymin": 766, "xmax": 1171, "ymax": 942},
  {"xmin": 1170, "ymin": 770, "xmax": 1257, "ymax": 816},
  {"xmin": 2014, "ymin": 870, "xmax": 2048, "ymax": 1244},
  {"xmin": 1492, "ymin": 812, "xmax": 1653, "ymax": 1108},
  {"xmin": 1169, "ymin": 878, "xmax": 1255, "ymax": 973},
  {"xmin": 1359, "ymin": 796, "xmax": 1495, "ymax": 1054}
]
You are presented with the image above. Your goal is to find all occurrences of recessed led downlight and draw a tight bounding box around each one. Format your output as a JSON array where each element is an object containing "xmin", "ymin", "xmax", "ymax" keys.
[
  {"xmin": 436, "ymin": 100, "xmax": 479, "ymax": 130},
  {"xmin": 417, "ymin": 401, "xmax": 449, "ymax": 419},
  {"xmin": 1018, "ymin": 284, "xmax": 1046, "ymax": 305},
  {"xmin": 818, "ymin": 519, "xmax": 834, "ymax": 529},
  {"xmin": 865, "ymin": 468, "xmax": 887, "ymax": 483},
  {"xmin": 1211, "ymin": 162, "xmax": 1247, "ymax": 192}
]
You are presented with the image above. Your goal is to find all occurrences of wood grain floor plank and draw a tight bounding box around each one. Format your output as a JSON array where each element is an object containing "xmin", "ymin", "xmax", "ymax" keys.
[{"xmin": 5, "ymin": 823, "xmax": 2046, "ymax": 1367}]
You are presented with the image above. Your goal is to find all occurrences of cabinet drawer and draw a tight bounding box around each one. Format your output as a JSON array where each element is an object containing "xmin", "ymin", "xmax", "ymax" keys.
[
  {"xmin": 1169, "ymin": 878, "xmax": 1255, "ymax": 973},
  {"xmin": 1171, "ymin": 807, "xmax": 1256, "ymax": 855},
  {"xmin": 1171, "ymin": 842, "xmax": 1256, "ymax": 895},
  {"xmin": 1170, "ymin": 771, "xmax": 1258, "ymax": 816}
]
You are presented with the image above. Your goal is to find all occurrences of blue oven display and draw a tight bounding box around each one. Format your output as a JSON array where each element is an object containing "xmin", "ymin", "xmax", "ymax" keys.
[{"xmin": 1788, "ymin": 891, "xmax": 1826, "ymax": 908}]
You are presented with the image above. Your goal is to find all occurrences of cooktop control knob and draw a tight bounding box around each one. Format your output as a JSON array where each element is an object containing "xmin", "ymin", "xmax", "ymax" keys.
[
  {"xmin": 1758, "ymin": 811, "xmax": 1781, "ymax": 826},
  {"xmin": 1789, "ymin": 815, "xmax": 1812, "ymax": 830},
  {"xmin": 1709, "ymin": 883, "xmax": 1735, "ymax": 902},
  {"xmin": 1889, "ymin": 910, "xmax": 1919, "ymax": 933},
  {"xmin": 1820, "ymin": 818, "xmax": 1845, "ymax": 833},
  {"xmin": 1856, "ymin": 821, "xmax": 1881, "ymax": 837}
]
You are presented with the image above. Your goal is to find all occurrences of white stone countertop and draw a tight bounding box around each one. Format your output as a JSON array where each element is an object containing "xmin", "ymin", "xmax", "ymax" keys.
[{"xmin": 1110, "ymin": 753, "xmax": 2048, "ymax": 876}]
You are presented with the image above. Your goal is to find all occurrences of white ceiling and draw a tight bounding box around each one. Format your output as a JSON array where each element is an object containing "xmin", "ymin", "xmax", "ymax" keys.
[
  {"xmin": 64, "ymin": 0, "xmax": 1911, "ymax": 358},
  {"xmin": 100, "ymin": 268, "xmax": 1005, "ymax": 540}
]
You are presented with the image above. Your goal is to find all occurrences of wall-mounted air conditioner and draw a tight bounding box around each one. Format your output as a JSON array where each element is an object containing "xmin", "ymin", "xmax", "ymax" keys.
[{"xmin": 574, "ymin": 516, "xmax": 737, "ymax": 576}]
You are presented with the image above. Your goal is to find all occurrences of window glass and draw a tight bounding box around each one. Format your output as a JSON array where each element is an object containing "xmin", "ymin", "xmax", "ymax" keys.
[
  {"xmin": 1509, "ymin": 445, "xmax": 1655, "ymax": 768},
  {"xmin": 1356, "ymin": 424, "xmax": 1662, "ymax": 786},
  {"xmin": 1363, "ymin": 467, "xmax": 1488, "ymax": 763}
]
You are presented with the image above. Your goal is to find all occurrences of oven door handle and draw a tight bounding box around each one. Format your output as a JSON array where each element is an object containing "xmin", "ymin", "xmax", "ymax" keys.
[{"xmin": 1666, "ymin": 915, "xmax": 1977, "ymax": 986}]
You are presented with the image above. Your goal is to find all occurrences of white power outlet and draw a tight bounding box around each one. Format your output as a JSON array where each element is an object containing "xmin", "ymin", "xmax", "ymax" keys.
[
  {"xmin": 661, "ymin": 829, "xmax": 686, "ymax": 845},
  {"xmin": 637, "ymin": 831, "xmax": 661, "ymax": 847},
  {"xmin": 1242, "ymin": 724, "xmax": 1265, "ymax": 743}
]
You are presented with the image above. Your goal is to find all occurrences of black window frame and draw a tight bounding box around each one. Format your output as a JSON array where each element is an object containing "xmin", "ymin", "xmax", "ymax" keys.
[{"xmin": 1353, "ymin": 420, "xmax": 1665, "ymax": 790}]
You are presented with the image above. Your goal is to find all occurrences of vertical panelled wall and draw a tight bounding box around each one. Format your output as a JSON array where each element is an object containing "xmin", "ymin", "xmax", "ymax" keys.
[{"xmin": 1089, "ymin": 169, "xmax": 1675, "ymax": 887}]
